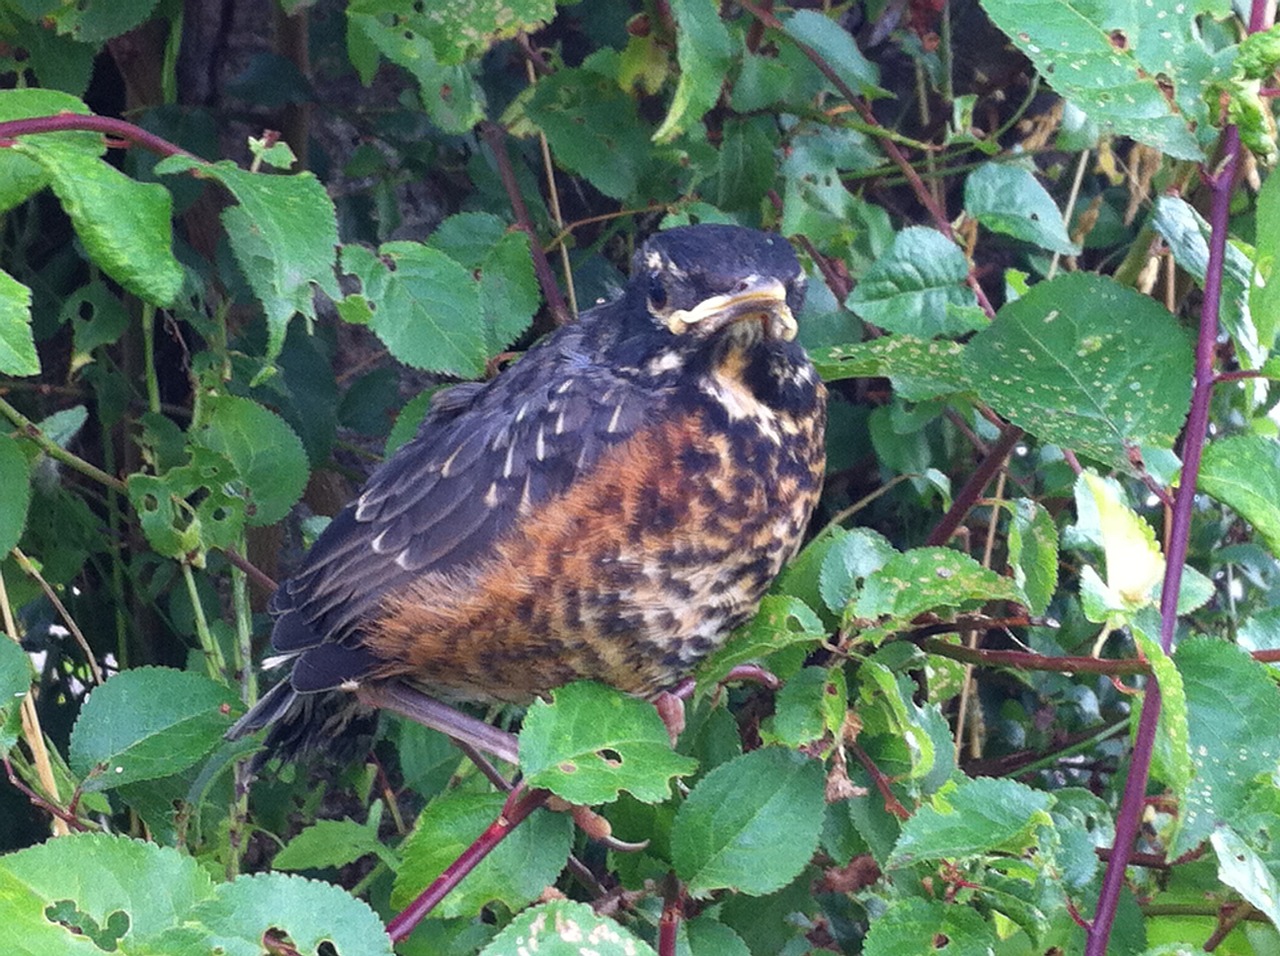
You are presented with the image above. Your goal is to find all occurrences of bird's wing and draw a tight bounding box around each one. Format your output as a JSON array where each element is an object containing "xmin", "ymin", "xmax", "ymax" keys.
[{"xmin": 270, "ymin": 320, "xmax": 657, "ymax": 680}]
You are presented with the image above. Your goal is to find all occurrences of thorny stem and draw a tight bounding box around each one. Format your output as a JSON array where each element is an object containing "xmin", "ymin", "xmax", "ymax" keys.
[
  {"xmin": 385, "ymin": 786, "xmax": 550, "ymax": 942},
  {"xmin": 1086, "ymin": 4, "xmax": 1260, "ymax": 939}
]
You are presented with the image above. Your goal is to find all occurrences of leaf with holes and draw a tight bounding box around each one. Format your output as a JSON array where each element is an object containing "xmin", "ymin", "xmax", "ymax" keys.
[
  {"xmin": 193, "ymin": 395, "xmax": 308, "ymax": 527},
  {"xmin": 964, "ymin": 272, "xmax": 1193, "ymax": 471},
  {"xmin": 980, "ymin": 0, "xmax": 1227, "ymax": 159},
  {"xmin": 520, "ymin": 681, "xmax": 698, "ymax": 805},
  {"xmin": 126, "ymin": 446, "xmax": 247, "ymax": 562}
]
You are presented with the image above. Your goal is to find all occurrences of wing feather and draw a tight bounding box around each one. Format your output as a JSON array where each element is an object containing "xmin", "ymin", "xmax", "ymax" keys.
[{"xmin": 269, "ymin": 307, "xmax": 666, "ymax": 690}]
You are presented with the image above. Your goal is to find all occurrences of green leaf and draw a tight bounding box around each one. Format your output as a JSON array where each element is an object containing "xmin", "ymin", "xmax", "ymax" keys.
[
  {"xmin": 863, "ymin": 897, "xmax": 998, "ymax": 956},
  {"xmin": 342, "ymin": 242, "xmax": 487, "ymax": 377},
  {"xmin": 369, "ymin": 0, "xmax": 553, "ymax": 65},
  {"xmin": 817, "ymin": 526, "xmax": 898, "ymax": 615},
  {"xmin": 479, "ymin": 899, "xmax": 656, "ymax": 956},
  {"xmin": 1006, "ymin": 498, "xmax": 1058, "ymax": 616},
  {"xmin": 857, "ymin": 660, "xmax": 938, "ymax": 783},
  {"xmin": 127, "ymin": 446, "xmax": 247, "ymax": 561},
  {"xmin": 964, "ymin": 163, "xmax": 1080, "ymax": 255},
  {"xmin": 1131, "ymin": 613, "xmax": 1191, "ymax": 799},
  {"xmin": 0, "ymin": 636, "xmax": 33, "ymax": 756},
  {"xmin": 653, "ymin": 0, "xmax": 733, "ymax": 143},
  {"xmin": 272, "ymin": 811, "xmax": 397, "ymax": 871},
  {"xmin": 193, "ymin": 394, "xmax": 308, "ymax": 526},
  {"xmin": 672, "ymin": 747, "xmax": 825, "ymax": 897},
  {"xmin": 522, "ymin": 60, "xmax": 656, "ymax": 200},
  {"xmin": 392, "ymin": 790, "xmax": 572, "ymax": 918},
  {"xmin": 0, "ymin": 89, "xmax": 98, "ymax": 214},
  {"xmin": 716, "ymin": 116, "xmax": 777, "ymax": 212},
  {"xmin": 845, "ymin": 227, "xmax": 981, "ymax": 337},
  {"xmin": 768, "ymin": 665, "xmax": 847, "ymax": 748},
  {"xmin": 1210, "ymin": 827, "xmax": 1280, "ymax": 929},
  {"xmin": 696, "ymin": 595, "xmax": 827, "ymax": 691},
  {"xmin": 479, "ymin": 230, "xmax": 541, "ymax": 354},
  {"xmin": 64, "ymin": 280, "xmax": 130, "ymax": 356},
  {"xmin": 854, "ymin": 547, "xmax": 1024, "ymax": 644},
  {"xmin": 176, "ymin": 871, "xmax": 393, "ymax": 956},
  {"xmin": 979, "ymin": 0, "xmax": 1218, "ymax": 160},
  {"xmin": 1250, "ymin": 160, "xmax": 1280, "ymax": 353},
  {"xmin": 13, "ymin": 142, "xmax": 182, "ymax": 306},
  {"xmin": 888, "ymin": 777, "xmax": 1054, "ymax": 867},
  {"xmin": 41, "ymin": 0, "xmax": 161, "ymax": 45},
  {"xmin": 347, "ymin": 0, "xmax": 486, "ymax": 132},
  {"xmin": 1152, "ymin": 195, "xmax": 1263, "ymax": 370},
  {"xmin": 0, "ymin": 432, "xmax": 32, "ymax": 556},
  {"xmin": 0, "ymin": 269, "xmax": 38, "ymax": 377},
  {"xmin": 519, "ymin": 682, "xmax": 698, "ymax": 805},
  {"xmin": 156, "ymin": 156, "xmax": 340, "ymax": 375},
  {"xmin": 811, "ymin": 335, "xmax": 972, "ymax": 401},
  {"xmin": 68, "ymin": 667, "xmax": 236, "ymax": 791},
  {"xmin": 1174, "ymin": 638, "xmax": 1280, "ymax": 856},
  {"xmin": 778, "ymin": 10, "xmax": 882, "ymax": 99},
  {"xmin": 1199, "ymin": 435, "xmax": 1280, "ymax": 556},
  {"xmin": 964, "ymin": 272, "xmax": 1194, "ymax": 471},
  {"xmin": 0, "ymin": 832, "xmax": 215, "ymax": 954}
]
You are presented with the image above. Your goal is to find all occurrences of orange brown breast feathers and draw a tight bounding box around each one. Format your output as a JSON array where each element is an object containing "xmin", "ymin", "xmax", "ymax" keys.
[{"xmin": 228, "ymin": 224, "xmax": 827, "ymax": 762}]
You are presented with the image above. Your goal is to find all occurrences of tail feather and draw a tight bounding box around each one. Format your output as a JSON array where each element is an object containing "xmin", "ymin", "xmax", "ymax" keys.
[{"xmin": 227, "ymin": 679, "xmax": 379, "ymax": 770}]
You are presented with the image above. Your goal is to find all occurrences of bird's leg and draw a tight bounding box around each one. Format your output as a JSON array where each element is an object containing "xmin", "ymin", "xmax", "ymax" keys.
[
  {"xmin": 653, "ymin": 690, "xmax": 687, "ymax": 746},
  {"xmin": 356, "ymin": 682, "xmax": 519, "ymax": 765},
  {"xmin": 657, "ymin": 664, "xmax": 782, "ymax": 745}
]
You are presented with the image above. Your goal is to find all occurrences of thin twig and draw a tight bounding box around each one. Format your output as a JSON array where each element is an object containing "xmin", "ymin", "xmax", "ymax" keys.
[
  {"xmin": 11, "ymin": 547, "xmax": 103, "ymax": 684},
  {"xmin": 477, "ymin": 121, "xmax": 572, "ymax": 326},
  {"xmin": 926, "ymin": 424, "xmax": 1024, "ymax": 546}
]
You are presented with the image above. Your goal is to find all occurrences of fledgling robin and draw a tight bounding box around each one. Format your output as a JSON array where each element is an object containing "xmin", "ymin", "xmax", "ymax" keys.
[{"xmin": 228, "ymin": 224, "xmax": 827, "ymax": 762}]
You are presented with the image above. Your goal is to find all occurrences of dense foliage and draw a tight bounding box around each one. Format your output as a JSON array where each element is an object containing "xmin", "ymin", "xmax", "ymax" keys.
[{"xmin": 2, "ymin": 0, "xmax": 1280, "ymax": 953}]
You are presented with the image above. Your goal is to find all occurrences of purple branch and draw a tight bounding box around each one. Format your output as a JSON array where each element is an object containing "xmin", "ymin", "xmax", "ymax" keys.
[
  {"xmin": 0, "ymin": 114, "xmax": 198, "ymax": 160},
  {"xmin": 385, "ymin": 785, "xmax": 550, "ymax": 941},
  {"xmin": 1084, "ymin": 88, "xmax": 1251, "ymax": 956},
  {"xmin": 926, "ymin": 424, "xmax": 1024, "ymax": 546}
]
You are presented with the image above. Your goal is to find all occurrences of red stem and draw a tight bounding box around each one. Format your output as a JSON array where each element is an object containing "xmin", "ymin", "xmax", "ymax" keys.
[
  {"xmin": 385, "ymin": 786, "xmax": 550, "ymax": 942},
  {"xmin": 0, "ymin": 114, "xmax": 197, "ymax": 160},
  {"xmin": 1085, "ymin": 1, "xmax": 1259, "ymax": 939},
  {"xmin": 926, "ymin": 424, "xmax": 1024, "ymax": 546}
]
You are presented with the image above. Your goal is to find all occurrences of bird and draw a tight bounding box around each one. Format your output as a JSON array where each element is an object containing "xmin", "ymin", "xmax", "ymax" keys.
[{"xmin": 228, "ymin": 223, "xmax": 828, "ymax": 763}]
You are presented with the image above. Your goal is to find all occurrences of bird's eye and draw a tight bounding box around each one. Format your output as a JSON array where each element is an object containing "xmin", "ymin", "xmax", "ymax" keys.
[{"xmin": 647, "ymin": 274, "xmax": 668, "ymax": 312}]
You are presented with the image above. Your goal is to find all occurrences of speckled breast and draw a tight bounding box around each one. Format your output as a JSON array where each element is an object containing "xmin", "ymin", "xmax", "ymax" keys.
[{"xmin": 370, "ymin": 362, "xmax": 827, "ymax": 702}]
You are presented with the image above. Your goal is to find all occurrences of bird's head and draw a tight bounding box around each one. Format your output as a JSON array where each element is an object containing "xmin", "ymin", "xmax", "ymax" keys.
[{"xmin": 628, "ymin": 224, "xmax": 806, "ymax": 352}]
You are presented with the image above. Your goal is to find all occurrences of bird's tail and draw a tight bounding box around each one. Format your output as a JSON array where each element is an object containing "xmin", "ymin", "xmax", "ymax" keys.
[{"xmin": 227, "ymin": 679, "xmax": 379, "ymax": 771}]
